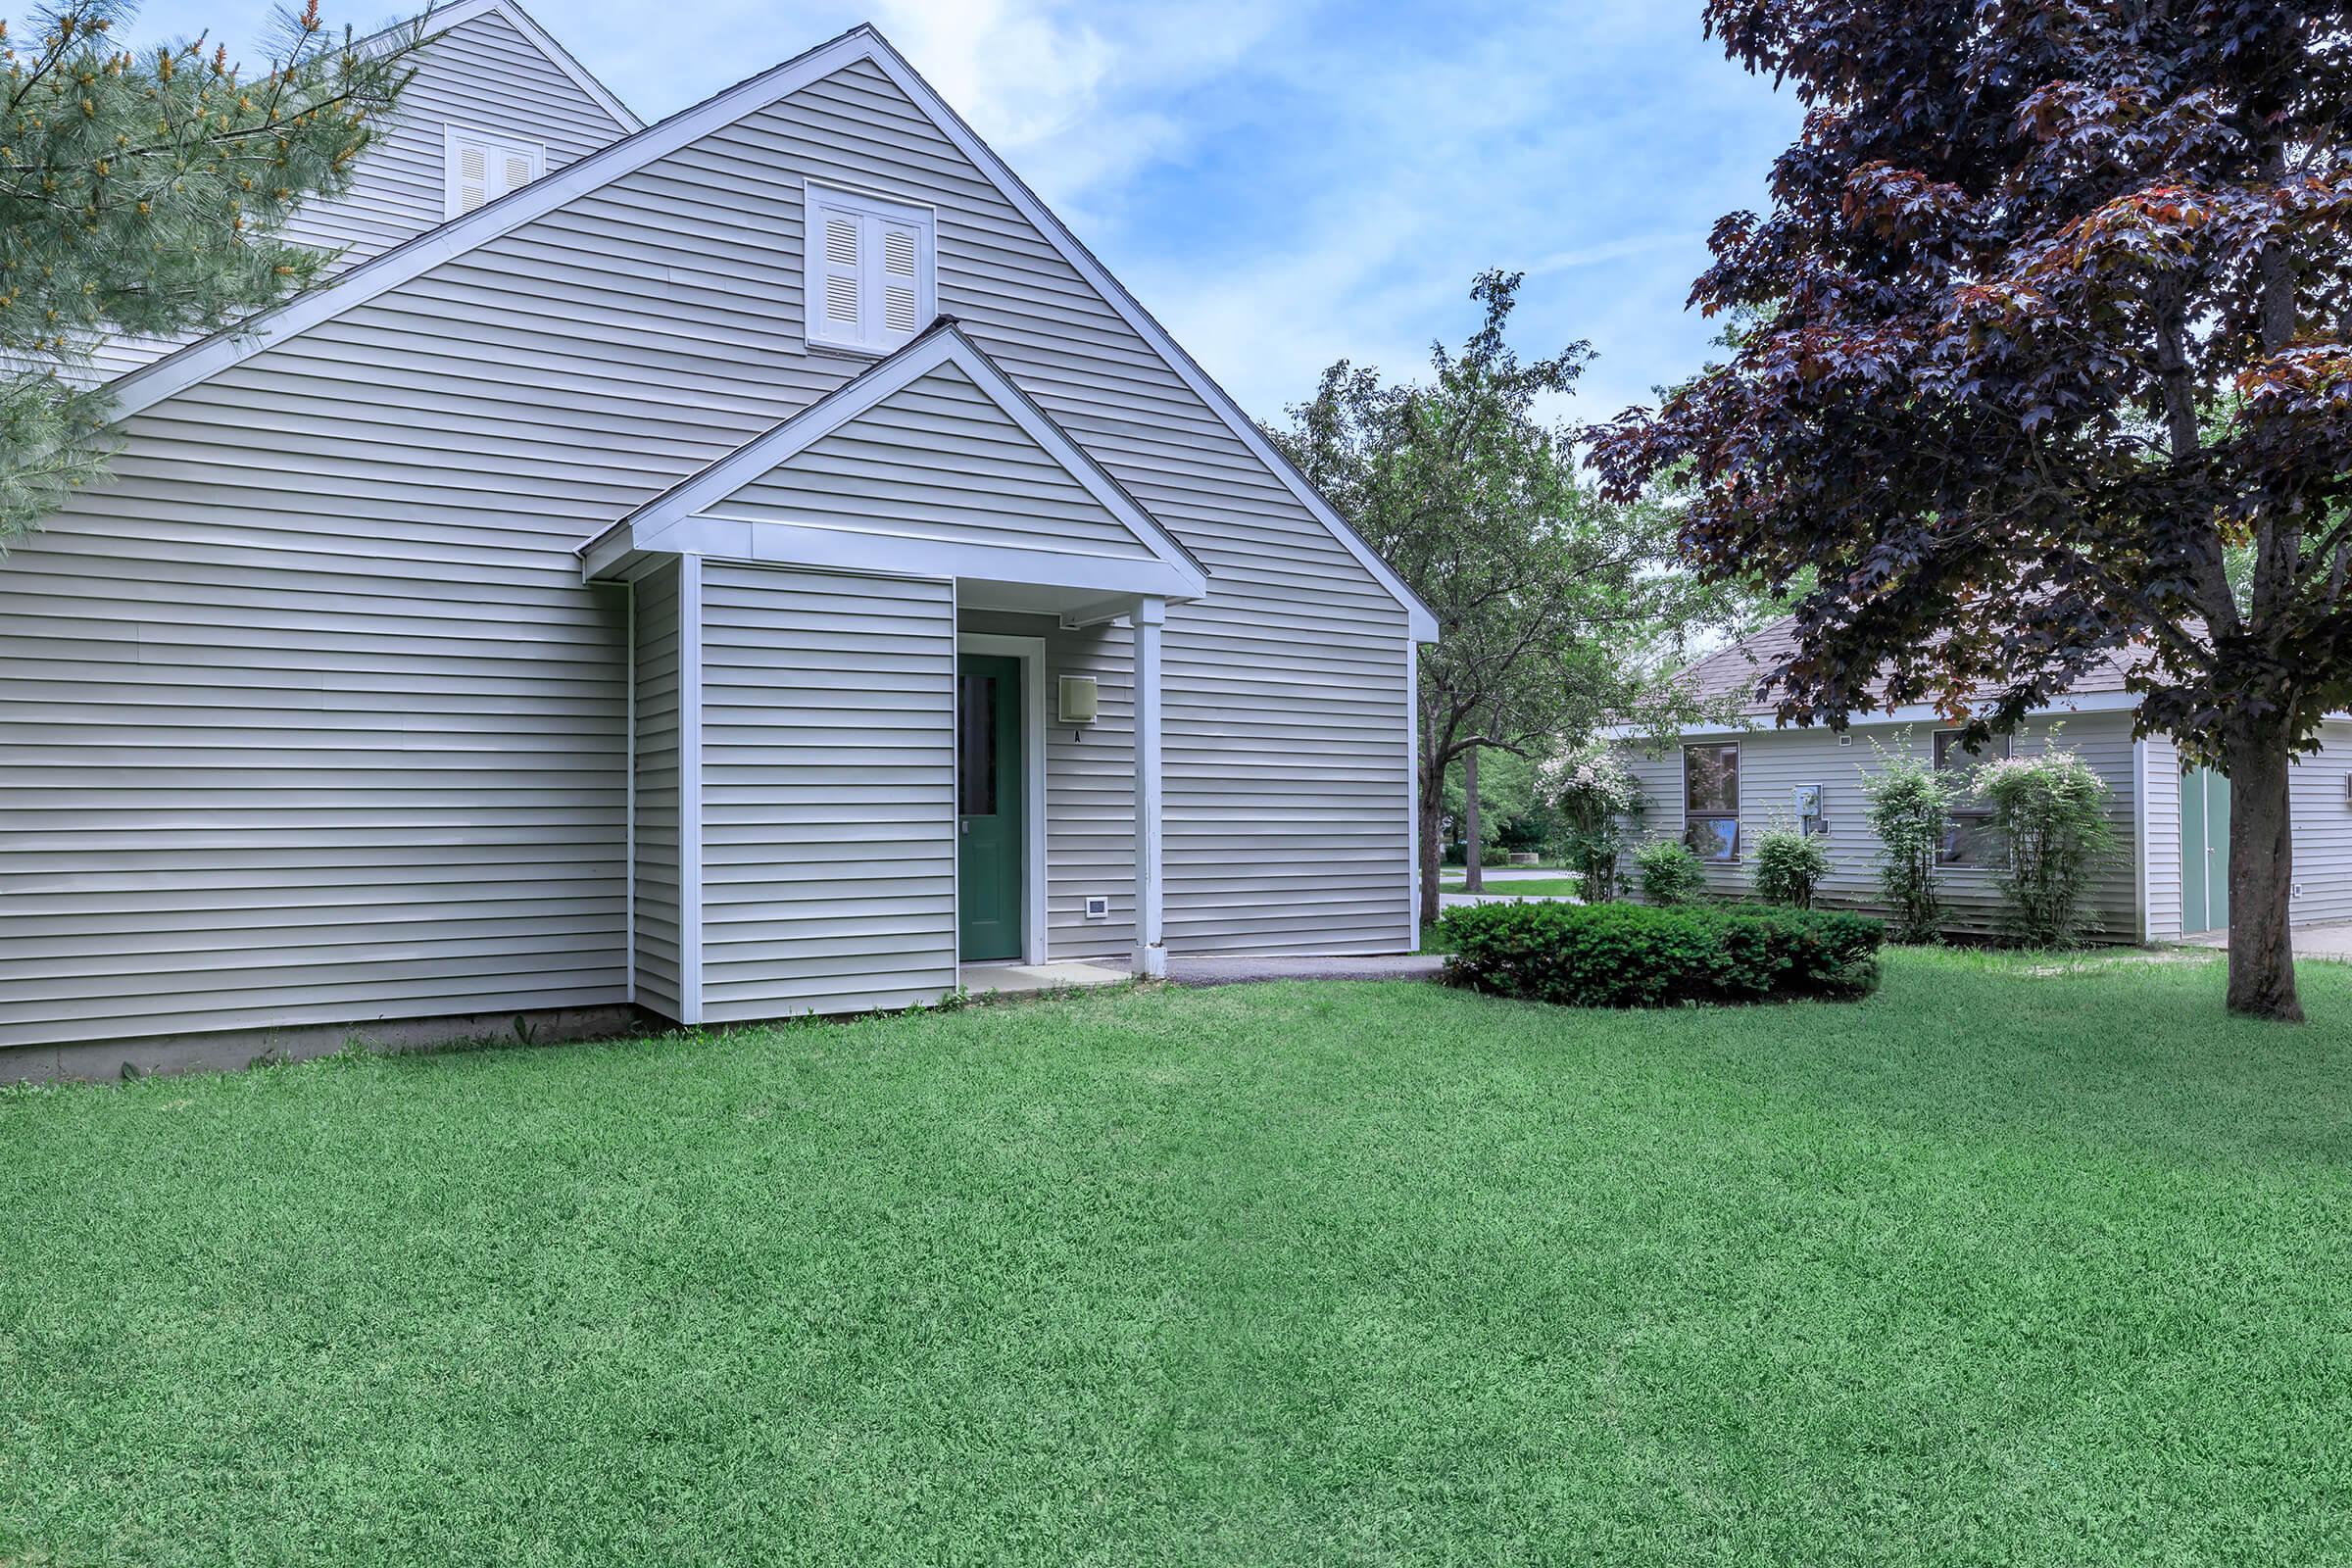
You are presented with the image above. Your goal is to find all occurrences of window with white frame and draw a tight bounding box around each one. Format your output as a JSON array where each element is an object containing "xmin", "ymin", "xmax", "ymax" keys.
[
  {"xmin": 444, "ymin": 126, "xmax": 545, "ymax": 219},
  {"xmin": 803, "ymin": 183, "xmax": 936, "ymax": 355}
]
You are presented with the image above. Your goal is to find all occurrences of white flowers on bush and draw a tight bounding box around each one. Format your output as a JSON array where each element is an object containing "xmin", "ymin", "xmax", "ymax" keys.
[
  {"xmin": 1540, "ymin": 742, "xmax": 1642, "ymax": 817},
  {"xmin": 1541, "ymin": 740, "xmax": 1645, "ymax": 903},
  {"xmin": 1973, "ymin": 742, "xmax": 2118, "ymax": 947}
]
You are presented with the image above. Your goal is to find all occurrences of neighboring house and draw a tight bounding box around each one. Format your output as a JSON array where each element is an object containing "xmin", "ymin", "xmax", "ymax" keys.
[
  {"xmin": 1624, "ymin": 621, "xmax": 2352, "ymax": 942},
  {"xmin": 0, "ymin": 5, "xmax": 1436, "ymax": 1062}
]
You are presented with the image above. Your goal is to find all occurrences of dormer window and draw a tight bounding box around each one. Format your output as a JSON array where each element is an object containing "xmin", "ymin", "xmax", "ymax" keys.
[
  {"xmin": 444, "ymin": 126, "xmax": 546, "ymax": 219},
  {"xmin": 803, "ymin": 183, "xmax": 935, "ymax": 355}
]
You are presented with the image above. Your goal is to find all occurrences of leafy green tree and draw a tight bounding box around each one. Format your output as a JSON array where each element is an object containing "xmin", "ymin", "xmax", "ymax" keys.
[
  {"xmin": 1271, "ymin": 270, "xmax": 1741, "ymax": 925},
  {"xmin": 1593, "ymin": 0, "xmax": 2352, "ymax": 1019},
  {"xmin": 0, "ymin": 0, "xmax": 418, "ymax": 539}
]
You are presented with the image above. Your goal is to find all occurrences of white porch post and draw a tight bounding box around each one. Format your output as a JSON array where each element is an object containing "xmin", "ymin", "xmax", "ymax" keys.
[{"xmin": 1132, "ymin": 596, "xmax": 1166, "ymax": 977}]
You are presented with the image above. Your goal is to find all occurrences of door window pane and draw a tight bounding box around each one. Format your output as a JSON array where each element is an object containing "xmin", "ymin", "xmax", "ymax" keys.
[{"xmin": 957, "ymin": 674, "xmax": 996, "ymax": 815}]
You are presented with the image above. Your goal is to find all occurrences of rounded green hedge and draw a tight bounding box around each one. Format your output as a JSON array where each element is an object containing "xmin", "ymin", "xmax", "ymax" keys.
[{"xmin": 1439, "ymin": 900, "xmax": 1885, "ymax": 1007}]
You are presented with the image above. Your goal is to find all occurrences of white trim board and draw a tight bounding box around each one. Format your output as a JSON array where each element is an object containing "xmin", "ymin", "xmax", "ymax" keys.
[
  {"xmin": 104, "ymin": 23, "xmax": 1430, "ymax": 640},
  {"xmin": 1605, "ymin": 690, "xmax": 2147, "ymax": 742},
  {"xmin": 677, "ymin": 555, "xmax": 706, "ymax": 1025},
  {"xmin": 958, "ymin": 632, "xmax": 1051, "ymax": 966}
]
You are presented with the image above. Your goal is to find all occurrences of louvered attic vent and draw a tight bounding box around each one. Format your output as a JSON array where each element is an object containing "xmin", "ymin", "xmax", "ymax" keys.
[
  {"xmin": 804, "ymin": 182, "xmax": 936, "ymax": 355},
  {"xmin": 444, "ymin": 126, "xmax": 546, "ymax": 219}
]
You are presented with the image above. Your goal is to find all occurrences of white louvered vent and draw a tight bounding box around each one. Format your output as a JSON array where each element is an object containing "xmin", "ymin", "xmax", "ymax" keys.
[
  {"xmin": 804, "ymin": 185, "xmax": 935, "ymax": 355},
  {"xmin": 826, "ymin": 273, "xmax": 860, "ymax": 325},
  {"xmin": 457, "ymin": 143, "xmax": 488, "ymax": 214},
  {"xmin": 882, "ymin": 223, "xmax": 920, "ymax": 334},
  {"xmin": 826, "ymin": 216, "xmax": 859, "ymax": 269},
  {"xmin": 444, "ymin": 127, "xmax": 545, "ymax": 220}
]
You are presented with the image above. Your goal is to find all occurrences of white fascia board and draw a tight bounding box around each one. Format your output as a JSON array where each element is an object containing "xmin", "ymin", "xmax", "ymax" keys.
[
  {"xmin": 485, "ymin": 0, "xmax": 645, "ymax": 131},
  {"xmin": 588, "ymin": 324, "xmax": 1208, "ymax": 598},
  {"xmin": 855, "ymin": 36, "xmax": 1440, "ymax": 646},
  {"xmin": 106, "ymin": 24, "xmax": 878, "ymax": 422},
  {"xmin": 1600, "ymin": 689, "xmax": 2147, "ymax": 742},
  {"xmin": 638, "ymin": 514, "xmax": 1201, "ymax": 601}
]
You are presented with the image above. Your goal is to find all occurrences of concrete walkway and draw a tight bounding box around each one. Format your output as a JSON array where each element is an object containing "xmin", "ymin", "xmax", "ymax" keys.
[
  {"xmin": 959, "ymin": 960, "xmax": 1129, "ymax": 996},
  {"xmin": 1165, "ymin": 954, "xmax": 1446, "ymax": 986},
  {"xmin": 2183, "ymin": 922, "xmax": 2352, "ymax": 961}
]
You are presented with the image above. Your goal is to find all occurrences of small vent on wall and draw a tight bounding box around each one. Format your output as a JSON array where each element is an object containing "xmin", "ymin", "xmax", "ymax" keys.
[
  {"xmin": 1059, "ymin": 675, "xmax": 1100, "ymax": 724},
  {"xmin": 1084, "ymin": 896, "xmax": 1109, "ymax": 922}
]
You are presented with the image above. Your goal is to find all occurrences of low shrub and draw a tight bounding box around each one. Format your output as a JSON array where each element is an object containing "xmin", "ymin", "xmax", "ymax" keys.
[
  {"xmin": 1750, "ymin": 822, "xmax": 1832, "ymax": 908},
  {"xmin": 1439, "ymin": 899, "xmax": 1885, "ymax": 1007},
  {"xmin": 1635, "ymin": 838, "xmax": 1709, "ymax": 906}
]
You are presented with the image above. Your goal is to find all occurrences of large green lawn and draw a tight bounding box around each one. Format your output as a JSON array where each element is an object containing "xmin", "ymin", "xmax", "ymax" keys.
[{"xmin": 5, "ymin": 951, "xmax": 2349, "ymax": 1566}]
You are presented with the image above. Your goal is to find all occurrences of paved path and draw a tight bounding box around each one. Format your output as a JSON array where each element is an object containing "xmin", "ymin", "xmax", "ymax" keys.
[
  {"xmin": 2184, "ymin": 921, "xmax": 2352, "ymax": 961},
  {"xmin": 1165, "ymin": 954, "xmax": 1447, "ymax": 987}
]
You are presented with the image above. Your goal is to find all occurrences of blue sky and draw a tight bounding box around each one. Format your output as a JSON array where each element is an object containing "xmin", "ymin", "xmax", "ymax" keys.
[{"xmin": 127, "ymin": 0, "xmax": 1800, "ymax": 432}]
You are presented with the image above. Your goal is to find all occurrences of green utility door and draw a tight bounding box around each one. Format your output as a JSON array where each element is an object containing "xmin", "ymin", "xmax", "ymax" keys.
[
  {"xmin": 2181, "ymin": 766, "xmax": 2231, "ymax": 935},
  {"xmin": 956, "ymin": 654, "xmax": 1025, "ymax": 961}
]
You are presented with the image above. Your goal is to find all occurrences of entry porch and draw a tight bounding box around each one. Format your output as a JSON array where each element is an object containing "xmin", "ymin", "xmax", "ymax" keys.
[{"xmin": 578, "ymin": 324, "xmax": 1208, "ymax": 1025}]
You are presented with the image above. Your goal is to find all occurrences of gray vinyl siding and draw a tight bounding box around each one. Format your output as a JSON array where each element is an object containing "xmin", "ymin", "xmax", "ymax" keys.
[
  {"xmin": 0, "ymin": 49, "xmax": 1413, "ymax": 1052},
  {"xmin": 631, "ymin": 560, "xmax": 684, "ymax": 1018},
  {"xmin": 713, "ymin": 363, "xmax": 1156, "ymax": 561},
  {"xmin": 1626, "ymin": 713, "xmax": 2142, "ymax": 939},
  {"xmin": 2292, "ymin": 721, "xmax": 2352, "ymax": 927},
  {"xmin": 2142, "ymin": 734, "xmax": 2183, "ymax": 942},
  {"xmin": 698, "ymin": 564, "xmax": 957, "ymax": 1022},
  {"xmin": 84, "ymin": 8, "xmax": 631, "ymax": 381},
  {"xmin": 775, "ymin": 62, "xmax": 1414, "ymax": 956}
]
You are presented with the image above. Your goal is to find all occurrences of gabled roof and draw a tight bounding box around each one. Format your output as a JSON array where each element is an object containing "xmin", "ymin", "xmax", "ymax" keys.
[
  {"xmin": 1670, "ymin": 617, "xmax": 2146, "ymax": 724},
  {"xmin": 105, "ymin": 22, "xmax": 1437, "ymax": 643},
  {"xmin": 374, "ymin": 0, "xmax": 642, "ymax": 132},
  {"xmin": 579, "ymin": 321, "xmax": 1209, "ymax": 601}
]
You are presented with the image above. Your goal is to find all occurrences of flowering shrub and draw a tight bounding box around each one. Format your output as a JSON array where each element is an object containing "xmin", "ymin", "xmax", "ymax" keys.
[
  {"xmin": 1750, "ymin": 820, "xmax": 1832, "ymax": 908},
  {"xmin": 1975, "ymin": 744, "xmax": 2119, "ymax": 946},
  {"xmin": 1859, "ymin": 736, "xmax": 1960, "ymax": 943},
  {"xmin": 1540, "ymin": 741, "xmax": 1645, "ymax": 902},
  {"xmin": 1635, "ymin": 837, "xmax": 1709, "ymax": 906}
]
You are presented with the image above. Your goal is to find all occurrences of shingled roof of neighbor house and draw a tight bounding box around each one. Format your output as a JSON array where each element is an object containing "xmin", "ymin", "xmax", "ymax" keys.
[{"xmin": 1675, "ymin": 619, "xmax": 2149, "ymax": 719}]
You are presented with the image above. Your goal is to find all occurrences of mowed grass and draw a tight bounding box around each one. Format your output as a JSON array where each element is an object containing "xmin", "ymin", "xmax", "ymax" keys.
[
  {"xmin": 4, "ymin": 951, "xmax": 2350, "ymax": 1567},
  {"xmin": 1439, "ymin": 875, "xmax": 1585, "ymax": 898}
]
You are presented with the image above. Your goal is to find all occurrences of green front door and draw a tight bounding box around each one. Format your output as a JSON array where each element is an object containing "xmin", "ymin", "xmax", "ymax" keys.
[
  {"xmin": 2181, "ymin": 766, "xmax": 2231, "ymax": 934},
  {"xmin": 957, "ymin": 654, "xmax": 1024, "ymax": 961}
]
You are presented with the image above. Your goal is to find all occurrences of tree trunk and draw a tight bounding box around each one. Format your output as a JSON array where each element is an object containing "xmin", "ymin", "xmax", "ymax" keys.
[
  {"xmin": 1418, "ymin": 710, "xmax": 1446, "ymax": 932},
  {"xmin": 1463, "ymin": 745, "xmax": 1484, "ymax": 892},
  {"xmin": 2221, "ymin": 720, "xmax": 2303, "ymax": 1022},
  {"xmin": 1418, "ymin": 768, "xmax": 1446, "ymax": 934}
]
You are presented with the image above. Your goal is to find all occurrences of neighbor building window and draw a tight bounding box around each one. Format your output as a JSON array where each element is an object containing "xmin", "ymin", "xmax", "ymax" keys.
[
  {"xmin": 1684, "ymin": 742, "xmax": 1740, "ymax": 861},
  {"xmin": 1935, "ymin": 729, "xmax": 2012, "ymax": 864},
  {"xmin": 444, "ymin": 126, "xmax": 545, "ymax": 218},
  {"xmin": 803, "ymin": 182, "xmax": 936, "ymax": 355}
]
